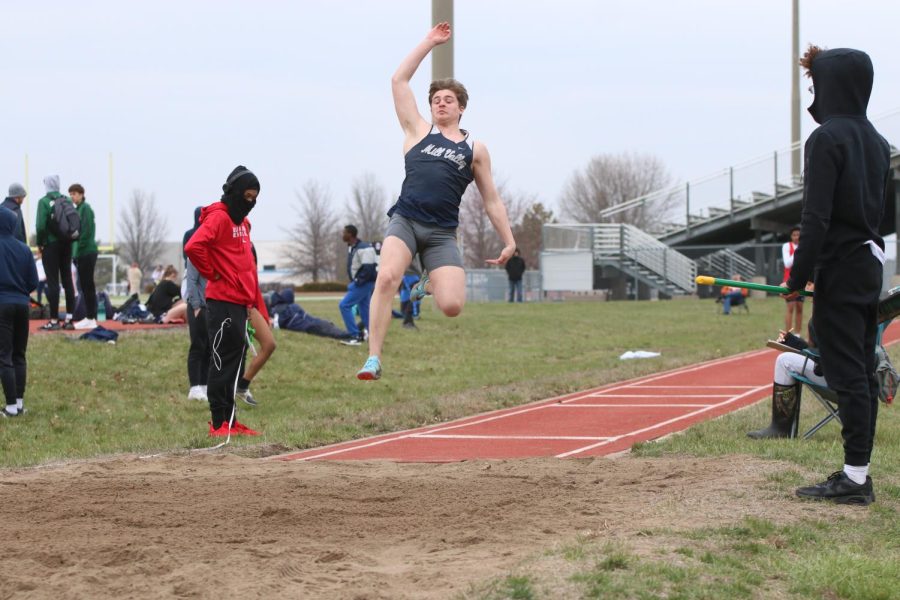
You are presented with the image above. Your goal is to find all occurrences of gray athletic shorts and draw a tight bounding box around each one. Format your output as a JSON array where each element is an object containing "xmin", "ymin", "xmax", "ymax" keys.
[{"xmin": 385, "ymin": 213, "xmax": 464, "ymax": 272}]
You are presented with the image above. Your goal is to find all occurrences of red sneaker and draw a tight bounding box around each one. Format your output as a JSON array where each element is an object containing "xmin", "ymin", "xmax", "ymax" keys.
[
  {"xmin": 230, "ymin": 420, "xmax": 261, "ymax": 436},
  {"xmin": 208, "ymin": 421, "xmax": 230, "ymax": 437}
]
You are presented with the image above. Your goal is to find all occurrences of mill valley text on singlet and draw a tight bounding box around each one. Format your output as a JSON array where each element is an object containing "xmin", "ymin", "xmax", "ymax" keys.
[{"xmin": 389, "ymin": 125, "xmax": 475, "ymax": 228}]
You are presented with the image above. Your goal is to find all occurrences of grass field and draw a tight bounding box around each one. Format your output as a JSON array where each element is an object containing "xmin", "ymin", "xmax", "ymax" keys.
[{"xmin": 4, "ymin": 296, "xmax": 899, "ymax": 599}]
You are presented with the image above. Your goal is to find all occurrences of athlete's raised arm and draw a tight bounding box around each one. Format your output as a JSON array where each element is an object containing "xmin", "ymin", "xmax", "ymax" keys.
[
  {"xmin": 392, "ymin": 22, "xmax": 451, "ymax": 143},
  {"xmin": 472, "ymin": 142, "xmax": 516, "ymax": 266}
]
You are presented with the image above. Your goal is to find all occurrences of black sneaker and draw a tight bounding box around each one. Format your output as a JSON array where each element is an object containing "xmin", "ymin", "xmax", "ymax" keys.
[
  {"xmin": 62, "ymin": 320, "xmax": 75, "ymax": 331},
  {"xmin": 2, "ymin": 407, "xmax": 19, "ymax": 418},
  {"xmin": 795, "ymin": 471, "xmax": 874, "ymax": 506},
  {"xmin": 40, "ymin": 321, "xmax": 61, "ymax": 331},
  {"xmin": 235, "ymin": 388, "xmax": 257, "ymax": 406}
]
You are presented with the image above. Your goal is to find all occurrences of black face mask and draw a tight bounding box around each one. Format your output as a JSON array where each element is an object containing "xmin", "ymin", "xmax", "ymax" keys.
[{"xmin": 222, "ymin": 193, "xmax": 257, "ymax": 225}]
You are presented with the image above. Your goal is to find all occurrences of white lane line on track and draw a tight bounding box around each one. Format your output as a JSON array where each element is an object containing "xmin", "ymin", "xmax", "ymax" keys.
[
  {"xmin": 586, "ymin": 393, "xmax": 733, "ymax": 398},
  {"xmin": 554, "ymin": 383, "xmax": 771, "ymax": 458},
  {"xmin": 551, "ymin": 403, "xmax": 709, "ymax": 408},
  {"xmin": 412, "ymin": 434, "xmax": 614, "ymax": 441},
  {"xmin": 628, "ymin": 385, "xmax": 758, "ymax": 389}
]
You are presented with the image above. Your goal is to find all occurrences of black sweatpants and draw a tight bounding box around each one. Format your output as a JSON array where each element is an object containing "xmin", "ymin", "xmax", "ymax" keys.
[
  {"xmin": 206, "ymin": 299, "xmax": 247, "ymax": 428},
  {"xmin": 187, "ymin": 305, "xmax": 210, "ymax": 387},
  {"xmin": 76, "ymin": 252, "xmax": 98, "ymax": 319},
  {"xmin": 0, "ymin": 303, "xmax": 29, "ymax": 406},
  {"xmin": 42, "ymin": 241, "xmax": 76, "ymax": 320},
  {"xmin": 813, "ymin": 245, "xmax": 883, "ymax": 467}
]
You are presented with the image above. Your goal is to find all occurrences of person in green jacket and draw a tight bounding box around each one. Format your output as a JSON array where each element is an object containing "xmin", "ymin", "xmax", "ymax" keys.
[
  {"xmin": 35, "ymin": 175, "xmax": 76, "ymax": 330},
  {"xmin": 70, "ymin": 183, "xmax": 99, "ymax": 330}
]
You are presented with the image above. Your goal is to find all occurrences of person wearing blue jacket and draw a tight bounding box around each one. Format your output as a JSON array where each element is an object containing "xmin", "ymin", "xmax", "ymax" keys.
[
  {"xmin": 338, "ymin": 225, "xmax": 378, "ymax": 345},
  {"xmin": 0, "ymin": 206, "xmax": 39, "ymax": 417}
]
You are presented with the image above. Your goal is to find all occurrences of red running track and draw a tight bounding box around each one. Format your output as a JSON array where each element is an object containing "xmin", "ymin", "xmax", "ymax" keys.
[{"xmin": 271, "ymin": 322, "xmax": 898, "ymax": 463}]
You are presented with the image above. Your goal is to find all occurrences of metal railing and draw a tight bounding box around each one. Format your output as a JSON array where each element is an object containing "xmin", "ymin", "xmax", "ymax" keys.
[
  {"xmin": 695, "ymin": 248, "xmax": 756, "ymax": 282},
  {"xmin": 598, "ymin": 107, "xmax": 900, "ymax": 235},
  {"xmin": 543, "ymin": 223, "xmax": 696, "ymax": 293}
]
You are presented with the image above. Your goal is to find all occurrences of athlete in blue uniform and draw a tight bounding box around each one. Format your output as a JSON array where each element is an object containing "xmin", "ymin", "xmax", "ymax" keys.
[{"xmin": 357, "ymin": 22, "xmax": 516, "ymax": 380}]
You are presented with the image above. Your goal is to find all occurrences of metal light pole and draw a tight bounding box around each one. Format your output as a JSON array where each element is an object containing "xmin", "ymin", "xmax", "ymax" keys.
[
  {"xmin": 432, "ymin": 0, "xmax": 454, "ymax": 80},
  {"xmin": 791, "ymin": 0, "xmax": 801, "ymax": 182}
]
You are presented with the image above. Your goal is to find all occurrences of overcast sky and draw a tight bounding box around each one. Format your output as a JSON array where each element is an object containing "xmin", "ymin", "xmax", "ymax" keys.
[{"xmin": 4, "ymin": 0, "xmax": 900, "ymax": 242}]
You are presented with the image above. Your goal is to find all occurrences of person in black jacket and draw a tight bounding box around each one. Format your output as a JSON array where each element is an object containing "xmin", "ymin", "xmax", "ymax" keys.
[
  {"xmin": 504, "ymin": 249, "xmax": 526, "ymax": 303},
  {"xmin": 0, "ymin": 206, "xmax": 39, "ymax": 417},
  {"xmin": 784, "ymin": 46, "xmax": 891, "ymax": 506},
  {"xmin": 1, "ymin": 183, "xmax": 27, "ymax": 244}
]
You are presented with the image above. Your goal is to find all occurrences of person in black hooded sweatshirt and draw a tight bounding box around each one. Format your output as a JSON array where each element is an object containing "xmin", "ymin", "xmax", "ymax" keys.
[{"xmin": 784, "ymin": 46, "xmax": 891, "ymax": 505}]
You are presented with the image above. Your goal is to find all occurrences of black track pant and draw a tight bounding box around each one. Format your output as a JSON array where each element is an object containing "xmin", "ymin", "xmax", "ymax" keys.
[
  {"xmin": 76, "ymin": 252, "xmax": 98, "ymax": 319},
  {"xmin": 206, "ymin": 299, "xmax": 247, "ymax": 428},
  {"xmin": 42, "ymin": 241, "xmax": 76, "ymax": 320},
  {"xmin": 814, "ymin": 245, "xmax": 882, "ymax": 467},
  {"xmin": 187, "ymin": 305, "xmax": 210, "ymax": 387},
  {"xmin": 0, "ymin": 303, "xmax": 29, "ymax": 406}
]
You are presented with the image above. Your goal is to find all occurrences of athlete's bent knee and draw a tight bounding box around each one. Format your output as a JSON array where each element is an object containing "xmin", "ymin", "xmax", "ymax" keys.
[{"xmin": 441, "ymin": 300, "xmax": 464, "ymax": 318}]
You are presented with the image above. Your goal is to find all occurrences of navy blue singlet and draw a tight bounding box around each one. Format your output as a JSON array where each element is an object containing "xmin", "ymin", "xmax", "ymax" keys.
[{"xmin": 388, "ymin": 125, "xmax": 475, "ymax": 228}]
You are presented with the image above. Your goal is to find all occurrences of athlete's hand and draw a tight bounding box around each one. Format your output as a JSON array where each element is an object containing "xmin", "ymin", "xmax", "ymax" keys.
[
  {"xmin": 486, "ymin": 244, "xmax": 516, "ymax": 266},
  {"xmin": 426, "ymin": 22, "xmax": 451, "ymax": 46}
]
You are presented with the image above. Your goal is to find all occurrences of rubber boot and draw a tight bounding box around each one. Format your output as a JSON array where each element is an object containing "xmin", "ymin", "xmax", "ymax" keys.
[{"xmin": 747, "ymin": 382, "xmax": 800, "ymax": 439}]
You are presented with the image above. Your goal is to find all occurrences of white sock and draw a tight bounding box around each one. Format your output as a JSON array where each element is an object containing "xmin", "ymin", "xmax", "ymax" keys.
[
  {"xmin": 5, "ymin": 405, "xmax": 17, "ymax": 415},
  {"xmin": 201, "ymin": 385, "xmax": 207, "ymax": 394},
  {"xmin": 844, "ymin": 464, "xmax": 868, "ymax": 485},
  {"xmin": 16, "ymin": 398, "xmax": 23, "ymax": 410}
]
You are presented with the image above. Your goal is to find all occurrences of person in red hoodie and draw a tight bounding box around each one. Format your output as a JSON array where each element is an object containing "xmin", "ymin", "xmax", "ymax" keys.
[{"xmin": 185, "ymin": 166, "xmax": 266, "ymax": 437}]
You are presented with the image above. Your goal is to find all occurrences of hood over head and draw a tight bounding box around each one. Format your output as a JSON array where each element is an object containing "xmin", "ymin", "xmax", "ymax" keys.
[
  {"xmin": 0, "ymin": 206, "xmax": 18, "ymax": 236},
  {"xmin": 183, "ymin": 206, "xmax": 205, "ymax": 253},
  {"xmin": 43, "ymin": 175, "xmax": 60, "ymax": 193},
  {"xmin": 220, "ymin": 165, "xmax": 260, "ymax": 225},
  {"xmin": 808, "ymin": 48, "xmax": 873, "ymax": 124},
  {"xmin": 272, "ymin": 288, "xmax": 295, "ymax": 306}
]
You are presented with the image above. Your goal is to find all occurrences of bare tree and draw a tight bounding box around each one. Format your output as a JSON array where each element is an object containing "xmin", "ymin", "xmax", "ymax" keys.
[
  {"xmin": 346, "ymin": 172, "xmax": 388, "ymax": 242},
  {"xmin": 513, "ymin": 202, "xmax": 556, "ymax": 269},
  {"xmin": 284, "ymin": 181, "xmax": 339, "ymax": 282},
  {"xmin": 560, "ymin": 152, "xmax": 674, "ymax": 229},
  {"xmin": 118, "ymin": 189, "xmax": 169, "ymax": 275},
  {"xmin": 458, "ymin": 181, "xmax": 525, "ymax": 268}
]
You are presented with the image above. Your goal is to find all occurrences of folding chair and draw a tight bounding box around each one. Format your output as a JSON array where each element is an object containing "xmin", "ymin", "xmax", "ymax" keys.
[
  {"xmin": 790, "ymin": 289, "xmax": 899, "ymax": 438},
  {"xmin": 790, "ymin": 348, "xmax": 841, "ymax": 439}
]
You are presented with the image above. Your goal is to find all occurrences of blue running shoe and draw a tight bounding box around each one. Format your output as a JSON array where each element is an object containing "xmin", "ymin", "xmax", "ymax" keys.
[
  {"xmin": 410, "ymin": 273, "xmax": 429, "ymax": 302},
  {"xmin": 357, "ymin": 356, "xmax": 382, "ymax": 381}
]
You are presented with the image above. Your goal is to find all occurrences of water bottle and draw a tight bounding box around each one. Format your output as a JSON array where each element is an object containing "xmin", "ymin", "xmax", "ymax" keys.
[
  {"xmin": 273, "ymin": 313, "xmax": 280, "ymax": 329},
  {"xmin": 98, "ymin": 300, "xmax": 106, "ymax": 322}
]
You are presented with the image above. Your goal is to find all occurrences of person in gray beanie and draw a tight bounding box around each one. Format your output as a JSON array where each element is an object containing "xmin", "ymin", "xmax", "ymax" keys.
[{"xmin": 1, "ymin": 183, "xmax": 27, "ymax": 244}]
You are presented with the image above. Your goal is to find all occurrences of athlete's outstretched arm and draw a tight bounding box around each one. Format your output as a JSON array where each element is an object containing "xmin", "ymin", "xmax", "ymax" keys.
[
  {"xmin": 392, "ymin": 22, "xmax": 451, "ymax": 139},
  {"xmin": 473, "ymin": 142, "xmax": 516, "ymax": 265}
]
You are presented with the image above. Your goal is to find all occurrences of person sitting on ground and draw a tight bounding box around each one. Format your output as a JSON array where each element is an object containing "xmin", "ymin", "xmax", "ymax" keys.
[
  {"xmin": 127, "ymin": 262, "xmax": 143, "ymax": 297},
  {"xmin": 719, "ymin": 274, "xmax": 749, "ymax": 315},
  {"xmin": 146, "ymin": 265, "xmax": 187, "ymax": 323},
  {"xmin": 267, "ymin": 288, "xmax": 354, "ymax": 341}
]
